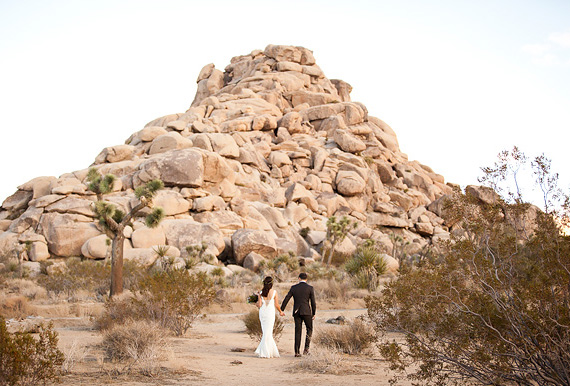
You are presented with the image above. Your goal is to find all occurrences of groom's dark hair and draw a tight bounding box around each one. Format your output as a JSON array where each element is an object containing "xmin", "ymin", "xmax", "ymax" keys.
[{"xmin": 299, "ymin": 272, "xmax": 308, "ymax": 280}]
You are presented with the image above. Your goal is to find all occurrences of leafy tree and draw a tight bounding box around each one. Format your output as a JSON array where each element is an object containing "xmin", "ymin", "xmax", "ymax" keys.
[
  {"xmin": 367, "ymin": 150, "xmax": 570, "ymax": 386},
  {"xmin": 86, "ymin": 168, "xmax": 164, "ymax": 297},
  {"xmin": 324, "ymin": 215, "xmax": 357, "ymax": 265}
]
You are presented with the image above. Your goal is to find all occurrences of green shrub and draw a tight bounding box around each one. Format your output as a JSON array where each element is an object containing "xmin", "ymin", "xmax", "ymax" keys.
[
  {"xmin": 275, "ymin": 252, "xmax": 300, "ymax": 271},
  {"xmin": 315, "ymin": 317, "xmax": 376, "ymax": 355},
  {"xmin": 242, "ymin": 309, "xmax": 284, "ymax": 342},
  {"xmin": 299, "ymin": 227, "xmax": 311, "ymax": 238},
  {"xmin": 345, "ymin": 245, "xmax": 387, "ymax": 291},
  {"xmin": 0, "ymin": 317, "xmax": 64, "ymax": 385}
]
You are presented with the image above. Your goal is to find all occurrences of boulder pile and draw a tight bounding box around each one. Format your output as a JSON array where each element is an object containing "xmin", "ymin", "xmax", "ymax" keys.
[{"xmin": 0, "ymin": 45, "xmax": 461, "ymax": 274}]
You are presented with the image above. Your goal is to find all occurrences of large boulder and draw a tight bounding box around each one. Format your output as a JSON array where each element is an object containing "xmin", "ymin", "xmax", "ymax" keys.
[
  {"xmin": 232, "ymin": 229, "xmax": 278, "ymax": 265},
  {"xmin": 40, "ymin": 213, "xmax": 102, "ymax": 257},
  {"xmin": 149, "ymin": 132, "xmax": 193, "ymax": 155},
  {"xmin": 131, "ymin": 226, "xmax": 166, "ymax": 249},
  {"xmin": 333, "ymin": 129, "xmax": 366, "ymax": 153},
  {"xmin": 0, "ymin": 232, "xmax": 18, "ymax": 257},
  {"xmin": 161, "ymin": 219, "xmax": 225, "ymax": 257},
  {"xmin": 335, "ymin": 171, "xmax": 366, "ymax": 196},
  {"xmin": 243, "ymin": 251, "xmax": 266, "ymax": 272},
  {"xmin": 152, "ymin": 190, "xmax": 191, "ymax": 216},
  {"xmin": 466, "ymin": 185, "xmax": 500, "ymax": 205},
  {"xmin": 138, "ymin": 149, "xmax": 204, "ymax": 187},
  {"xmin": 81, "ymin": 234, "xmax": 111, "ymax": 259},
  {"xmin": 29, "ymin": 241, "xmax": 50, "ymax": 262}
]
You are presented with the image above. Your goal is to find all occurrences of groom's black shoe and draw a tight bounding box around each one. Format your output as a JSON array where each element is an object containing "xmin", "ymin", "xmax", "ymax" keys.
[
  {"xmin": 303, "ymin": 349, "xmax": 310, "ymax": 356},
  {"xmin": 295, "ymin": 353, "xmax": 302, "ymax": 357}
]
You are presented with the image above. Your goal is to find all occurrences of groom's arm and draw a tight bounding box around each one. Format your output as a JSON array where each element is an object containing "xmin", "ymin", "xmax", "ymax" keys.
[
  {"xmin": 310, "ymin": 287, "xmax": 316, "ymax": 316},
  {"xmin": 281, "ymin": 289, "xmax": 293, "ymax": 311}
]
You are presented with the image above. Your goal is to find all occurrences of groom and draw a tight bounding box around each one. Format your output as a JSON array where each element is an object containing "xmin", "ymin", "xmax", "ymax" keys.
[{"xmin": 281, "ymin": 272, "xmax": 316, "ymax": 357}]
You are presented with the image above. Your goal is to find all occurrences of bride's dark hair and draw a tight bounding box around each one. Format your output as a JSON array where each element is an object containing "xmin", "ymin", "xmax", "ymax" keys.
[{"xmin": 261, "ymin": 276, "xmax": 273, "ymax": 297}]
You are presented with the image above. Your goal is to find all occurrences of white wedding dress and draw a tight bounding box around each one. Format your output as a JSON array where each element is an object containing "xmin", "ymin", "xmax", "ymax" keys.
[{"xmin": 255, "ymin": 290, "xmax": 280, "ymax": 358}]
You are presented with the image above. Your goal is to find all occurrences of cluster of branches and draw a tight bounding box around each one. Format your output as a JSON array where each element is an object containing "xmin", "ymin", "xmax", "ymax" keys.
[{"xmin": 367, "ymin": 149, "xmax": 570, "ymax": 386}]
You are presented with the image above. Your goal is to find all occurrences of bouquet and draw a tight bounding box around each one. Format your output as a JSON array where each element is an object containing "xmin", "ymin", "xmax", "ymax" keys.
[{"xmin": 247, "ymin": 292, "xmax": 259, "ymax": 304}]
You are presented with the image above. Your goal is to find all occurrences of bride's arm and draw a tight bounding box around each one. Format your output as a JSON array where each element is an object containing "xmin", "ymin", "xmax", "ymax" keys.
[
  {"xmin": 274, "ymin": 292, "xmax": 285, "ymax": 316},
  {"xmin": 256, "ymin": 290, "xmax": 262, "ymax": 308}
]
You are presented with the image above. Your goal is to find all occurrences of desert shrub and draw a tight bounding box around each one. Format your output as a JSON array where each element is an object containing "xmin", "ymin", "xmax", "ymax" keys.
[
  {"xmin": 344, "ymin": 244, "xmax": 387, "ymax": 291},
  {"xmin": 98, "ymin": 270, "xmax": 216, "ymax": 336},
  {"xmin": 37, "ymin": 259, "xmax": 146, "ymax": 299},
  {"xmin": 60, "ymin": 339, "xmax": 89, "ymax": 374},
  {"xmin": 94, "ymin": 295, "xmax": 139, "ymax": 331},
  {"xmin": 303, "ymin": 262, "xmax": 342, "ymax": 280},
  {"xmin": 260, "ymin": 252, "xmax": 300, "ymax": 273},
  {"xmin": 0, "ymin": 296, "xmax": 33, "ymax": 318},
  {"xmin": 299, "ymin": 227, "xmax": 311, "ymax": 238},
  {"xmin": 315, "ymin": 317, "xmax": 376, "ymax": 355},
  {"xmin": 4, "ymin": 279, "xmax": 47, "ymax": 300},
  {"xmin": 135, "ymin": 270, "xmax": 216, "ymax": 336},
  {"xmin": 0, "ymin": 317, "xmax": 64, "ymax": 386},
  {"xmin": 102, "ymin": 319, "xmax": 168, "ymax": 375},
  {"xmin": 368, "ymin": 149, "xmax": 570, "ymax": 386},
  {"xmin": 311, "ymin": 279, "xmax": 350, "ymax": 302},
  {"xmin": 242, "ymin": 309, "xmax": 284, "ymax": 342},
  {"xmin": 289, "ymin": 347, "xmax": 346, "ymax": 374},
  {"xmin": 37, "ymin": 258, "xmax": 110, "ymax": 298}
]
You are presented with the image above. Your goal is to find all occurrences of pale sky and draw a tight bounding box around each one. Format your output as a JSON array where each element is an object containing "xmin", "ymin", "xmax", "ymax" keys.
[{"xmin": 1, "ymin": 0, "xmax": 569, "ymax": 205}]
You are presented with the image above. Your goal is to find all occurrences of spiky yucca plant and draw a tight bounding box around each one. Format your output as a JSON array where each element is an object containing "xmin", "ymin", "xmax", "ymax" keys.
[{"xmin": 86, "ymin": 168, "xmax": 164, "ymax": 296}]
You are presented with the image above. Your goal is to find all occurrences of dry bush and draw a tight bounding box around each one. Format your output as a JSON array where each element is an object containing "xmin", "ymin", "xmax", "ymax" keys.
[
  {"xmin": 4, "ymin": 279, "xmax": 47, "ymax": 300},
  {"xmin": 315, "ymin": 317, "xmax": 376, "ymax": 355},
  {"xmin": 94, "ymin": 294, "xmax": 139, "ymax": 331},
  {"xmin": 0, "ymin": 295, "xmax": 33, "ymax": 318},
  {"xmin": 37, "ymin": 259, "xmax": 146, "ymax": 300},
  {"xmin": 101, "ymin": 319, "xmax": 168, "ymax": 376},
  {"xmin": 0, "ymin": 317, "xmax": 64, "ymax": 385},
  {"xmin": 61, "ymin": 339, "xmax": 90, "ymax": 374},
  {"xmin": 290, "ymin": 347, "xmax": 346, "ymax": 374},
  {"xmin": 303, "ymin": 262, "xmax": 342, "ymax": 280},
  {"xmin": 242, "ymin": 309, "xmax": 284, "ymax": 342},
  {"xmin": 96, "ymin": 270, "xmax": 216, "ymax": 336},
  {"xmin": 311, "ymin": 279, "xmax": 350, "ymax": 303}
]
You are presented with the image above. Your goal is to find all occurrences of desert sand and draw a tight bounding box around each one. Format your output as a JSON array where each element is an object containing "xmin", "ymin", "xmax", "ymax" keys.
[{"xmin": 51, "ymin": 306, "xmax": 396, "ymax": 386}]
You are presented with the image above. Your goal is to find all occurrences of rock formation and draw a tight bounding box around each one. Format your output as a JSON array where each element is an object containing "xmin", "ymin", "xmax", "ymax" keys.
[{"xmin": 0, "ymin": 44, "xmax": 458, "ymax": 273}]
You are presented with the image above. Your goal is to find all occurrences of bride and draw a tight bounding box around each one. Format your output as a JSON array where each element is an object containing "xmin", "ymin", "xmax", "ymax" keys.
[{"xmin": 255, "ymin": 276, "xmax": 285, "ymax": 358}]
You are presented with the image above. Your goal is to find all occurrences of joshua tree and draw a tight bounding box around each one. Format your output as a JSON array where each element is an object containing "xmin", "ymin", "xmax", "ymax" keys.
[
  {"xmin": 324, "ymin": 215, "xmax": 357, "ymax": 265},
  {"xmin": 86, "ymin": 168, "xmax": 164, "ymax": 296}
]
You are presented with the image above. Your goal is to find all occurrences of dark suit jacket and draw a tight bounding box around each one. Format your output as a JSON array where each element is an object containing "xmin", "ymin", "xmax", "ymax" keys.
[{"xmin": 281, "ymin": 281, "xmax": 316, "ymax": 317}]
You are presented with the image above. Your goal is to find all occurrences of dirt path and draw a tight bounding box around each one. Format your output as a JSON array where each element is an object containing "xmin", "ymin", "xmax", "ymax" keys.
[{"xmin": 55, "ymin": 308, "xmax": 395, "ymax": 386}]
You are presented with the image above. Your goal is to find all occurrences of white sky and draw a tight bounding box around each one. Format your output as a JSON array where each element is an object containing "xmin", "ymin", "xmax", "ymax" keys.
[{"xmin": 1, "ymin": 0, "xmax": 569, "ymax": 205}]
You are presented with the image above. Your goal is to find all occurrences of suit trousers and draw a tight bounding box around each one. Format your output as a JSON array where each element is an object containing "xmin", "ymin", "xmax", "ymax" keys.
[{"xmin": 294, "ymin": 314, "xmax": 313, "ymax": 354}]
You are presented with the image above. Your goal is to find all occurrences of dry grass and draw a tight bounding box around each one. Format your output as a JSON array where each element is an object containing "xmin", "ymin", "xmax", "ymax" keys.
[
  {"xmin": 4, "ymin": 278, "xmax": 47, "ymax": 300},
  {"xmin": 61, "ymin": 339, "xmax": 90, "ymax": 374},
  {"xmin": 315, "ymin": 317, "xmax": 376, "ymax": 355},
  {"xmin": 0, "ymin": 295, "xmax": 34, "ymax": 318},
  {"xmin": 311, "ymin": 279, "xmax": 350, "ymax": 303},
  {"xmin": 101, "ymin": 319, "xmax": 169, "ymax": 376},
  {"xmin": 289, "ymin": 347, "xmax": 365, "ymax": 375}
]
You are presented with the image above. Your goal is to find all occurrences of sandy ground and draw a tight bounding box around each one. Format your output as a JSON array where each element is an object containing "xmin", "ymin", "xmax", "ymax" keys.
[{"xmin": 50, "ymin": 306, "xmax": 398, "ymax": 386}]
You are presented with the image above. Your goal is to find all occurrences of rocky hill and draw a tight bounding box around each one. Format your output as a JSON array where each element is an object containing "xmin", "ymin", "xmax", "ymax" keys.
[{"xmin": 0, "ymin": 44, "xmax": 457, "ymax": 274}]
